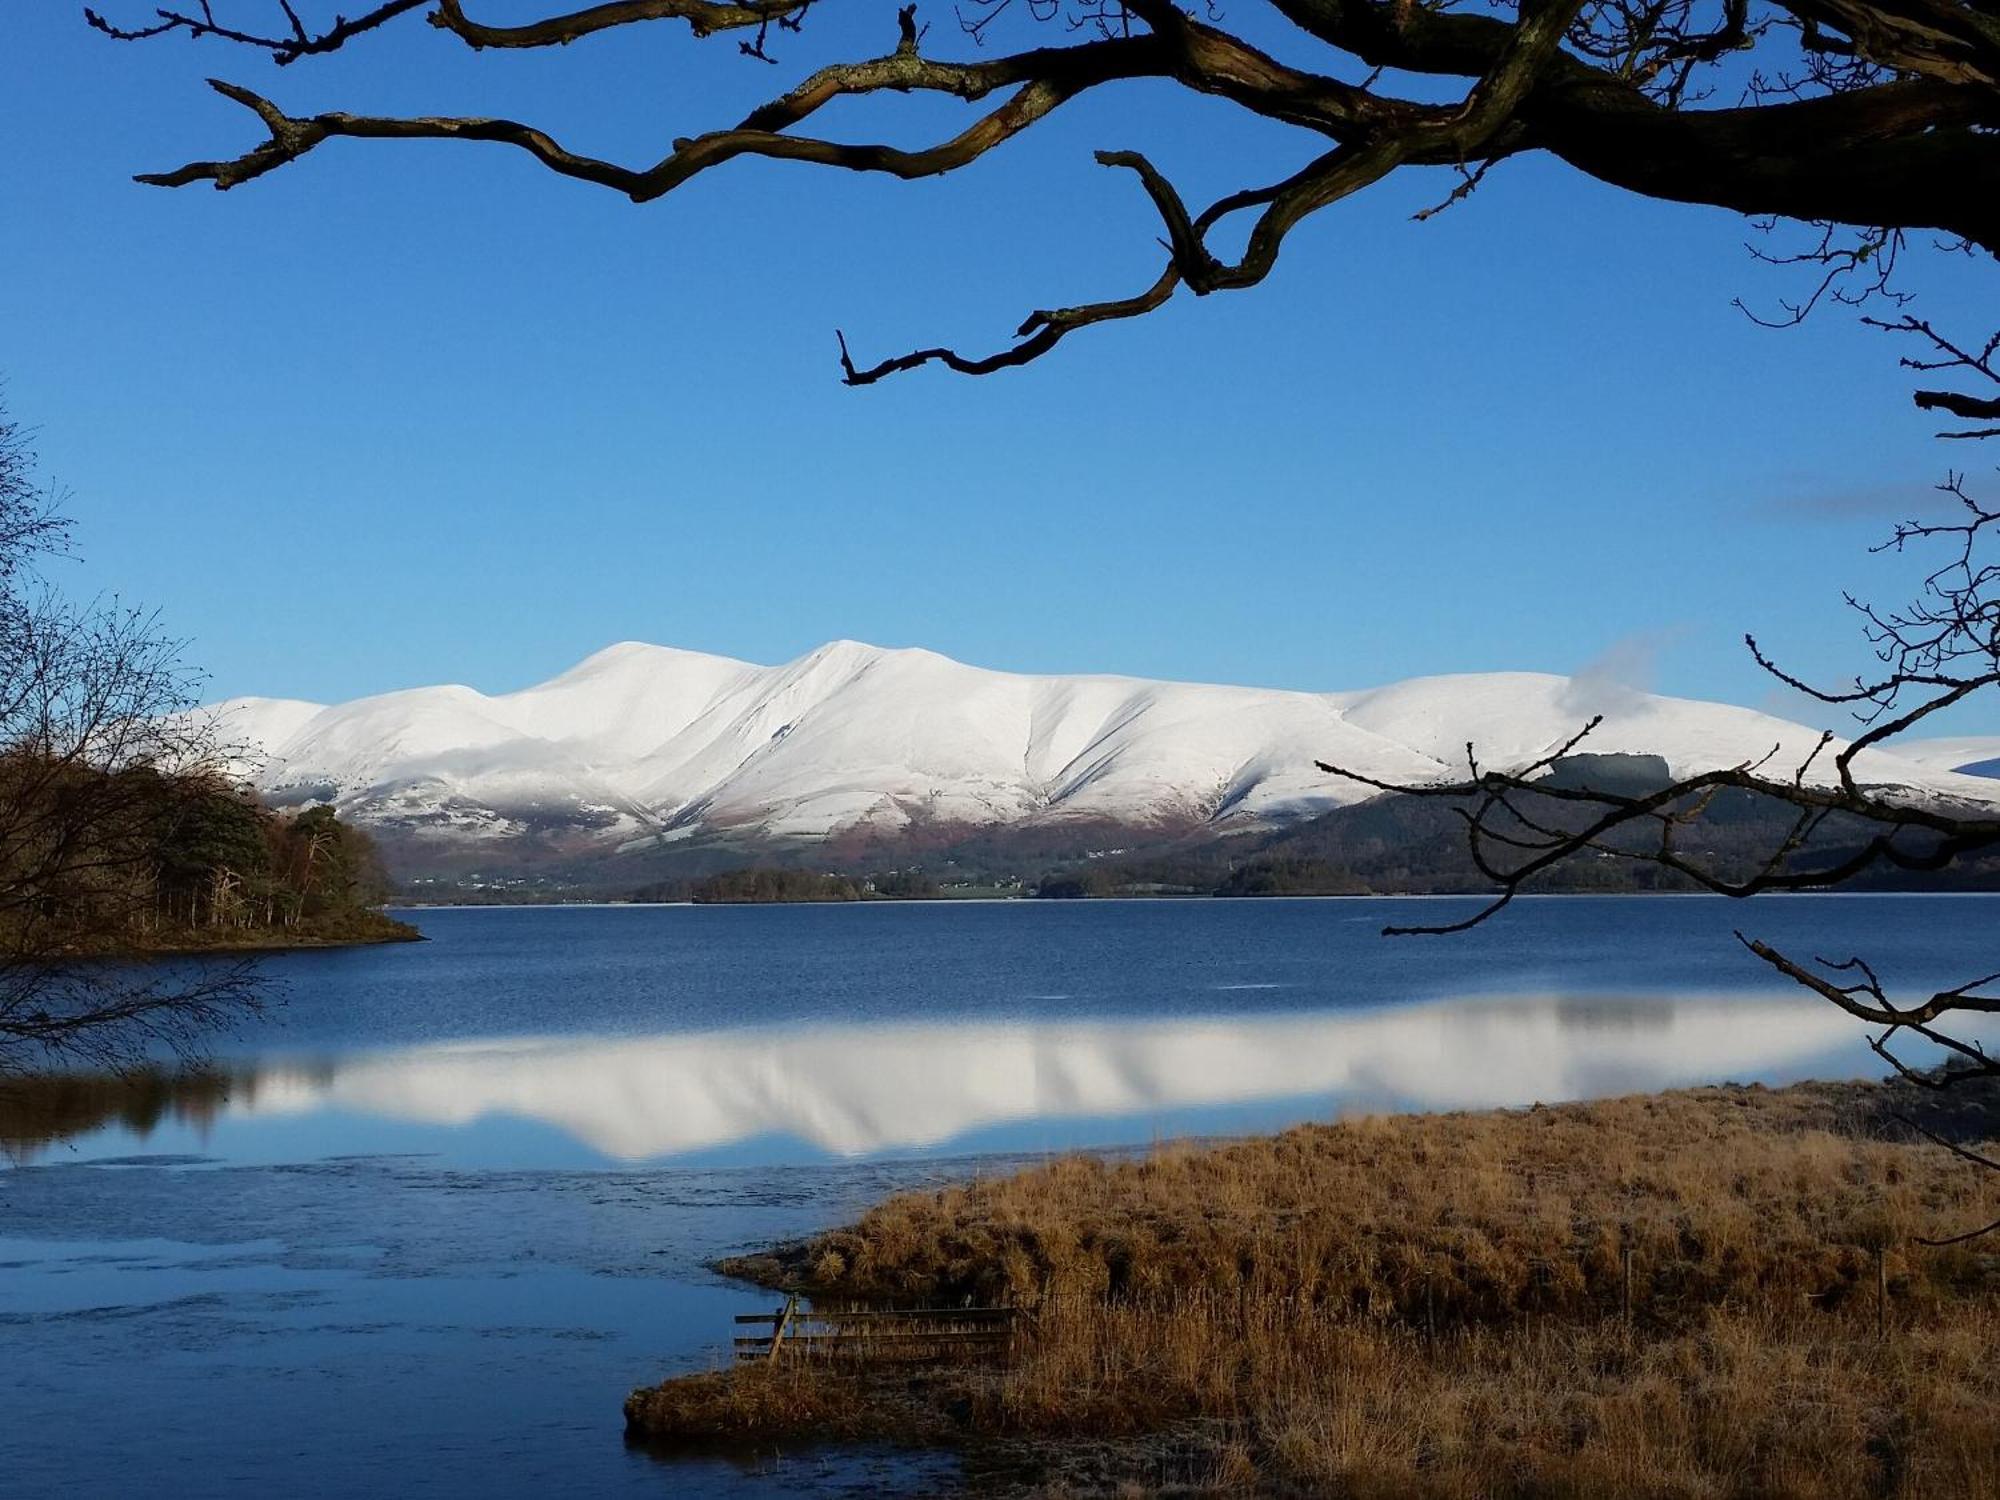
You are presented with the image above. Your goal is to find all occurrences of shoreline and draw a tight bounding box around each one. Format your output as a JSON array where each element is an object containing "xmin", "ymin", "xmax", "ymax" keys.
[
  {"xmin": 76, "ymin": 912, "xmax": 425, "ymax": 959},
  {"xmin": 630, "ymin": 1073, "xmax": 2000, "ymax": 1497},
  {"xmin": 130, "ymin": 930, "xmax": 427, "ymax": 956},
  {"xmin": 387, "ymin": 887, "xmax": 2000, "ymax": 911}
]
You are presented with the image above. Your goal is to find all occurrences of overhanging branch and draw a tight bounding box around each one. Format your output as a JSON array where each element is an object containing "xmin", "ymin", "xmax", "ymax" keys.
[{"xmin": 83, "ymin": 0, "xmax": 2000, "ymax": 375}]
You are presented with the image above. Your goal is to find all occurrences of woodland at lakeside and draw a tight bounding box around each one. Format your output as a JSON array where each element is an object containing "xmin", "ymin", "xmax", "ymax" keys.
[
  {"xmin": 8, "ymin": 760, "xmax": 419, "ymax": 955},
  {"xmin": 596, "ymin": 753, "xmax": 2000, "ymax": 904},
  {"xmin": 629, "ymin": 1073, "xmax": 2000, "ymax": 1499},
  {"xmin": 633, "ymin": 866, "xmax": 949, "ymax": 904},
  {"xmin": 0, "ymin": 397, "xmax": 416, "ymax": 1081}
]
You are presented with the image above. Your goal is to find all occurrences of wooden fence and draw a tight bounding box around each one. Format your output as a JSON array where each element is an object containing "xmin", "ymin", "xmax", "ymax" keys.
[
  {"xmin": 734, "ymin": 1295, "xmax": 1019, "ymax": 1363},
  {"xmin": 730, "ymin": 1238, "xmax": 1914, "ymax": 1364}
]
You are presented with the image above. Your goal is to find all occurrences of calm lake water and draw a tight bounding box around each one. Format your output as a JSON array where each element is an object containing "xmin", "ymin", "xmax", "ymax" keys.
[{"xmin": 3, "ymin": 895, "xmax": 1996, "ymax": 1497}]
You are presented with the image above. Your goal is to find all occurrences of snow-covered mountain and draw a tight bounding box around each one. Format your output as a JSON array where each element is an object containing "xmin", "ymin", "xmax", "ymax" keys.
[
  {"xmin": 205, "ymin": 640, "xmax": 1999, "ymax": 868},
  {"xmin": 1893, "ymin": 736, "xmax": 2000, "ymax": 779}
]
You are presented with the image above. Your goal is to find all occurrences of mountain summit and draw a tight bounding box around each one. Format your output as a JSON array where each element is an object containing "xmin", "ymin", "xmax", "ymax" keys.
[{"xmin": 207, "ymin": 641, "xmax": 1998, "ymax": 881}]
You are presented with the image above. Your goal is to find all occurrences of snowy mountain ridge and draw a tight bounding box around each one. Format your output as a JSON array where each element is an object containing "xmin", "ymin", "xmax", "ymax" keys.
[{"xmin": 206, "ymin": 640, "xmax": 2000, "ymax": 862}]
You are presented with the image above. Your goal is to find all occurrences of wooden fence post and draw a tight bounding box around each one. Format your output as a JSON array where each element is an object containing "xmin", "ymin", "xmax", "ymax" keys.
[{"xmin": 767, "ymin": 1294, "xmax": 797, "ymax": 1364}]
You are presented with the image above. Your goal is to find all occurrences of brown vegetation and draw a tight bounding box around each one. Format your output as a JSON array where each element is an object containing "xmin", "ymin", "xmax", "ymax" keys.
[
  {"xmin": 626, "ymin": 1364, "xmax": 949, "ymax": 1447},
  {"xmin": 0, "ymin": 398, "xmax": 420, "ymax": 1078},
  {"xmin": 634, "ymin": 1079, "xmax": 2000, "ymax": 1497}
]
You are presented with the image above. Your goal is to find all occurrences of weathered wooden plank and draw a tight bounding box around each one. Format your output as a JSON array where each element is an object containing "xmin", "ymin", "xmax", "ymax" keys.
[
  {"xmin": 736, "ymin": 1306, "xmax": 1016, "ymax": 1324},
  {"xmin": 736, "ymin": 1336, "xmax": 1016, "ymax": 1344},
  {"xmin": 734, "ymin": 1330, "xmax": 1012, "ymax": 1350},
  {"xmin": 797, "ymin": 1308, "xmax": 1017, "ymax": 1323},
  {"xmin": 736, "ymin": 1312, "xmax": 1016, "ymax": 1336},
  {"xmin": 728, "ymin": 1299, "xmax": 1019, "ymax": 1364}
]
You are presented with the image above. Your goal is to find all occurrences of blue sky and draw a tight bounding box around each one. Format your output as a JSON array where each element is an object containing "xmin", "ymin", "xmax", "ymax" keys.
[{"xmin": 2, "ymin": 4, "xmax": 1992, "ymax": 731}]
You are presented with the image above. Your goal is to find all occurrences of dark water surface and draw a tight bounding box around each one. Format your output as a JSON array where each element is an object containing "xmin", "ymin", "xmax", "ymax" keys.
[{"xmin": 3, "ymin": 895, "xmax": 1995, "ymax": 1496}]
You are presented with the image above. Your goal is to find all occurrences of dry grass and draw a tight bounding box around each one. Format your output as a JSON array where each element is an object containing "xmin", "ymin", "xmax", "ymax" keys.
[
  {"xmin": 634, "ymin": 1079, "xmax": 2000, "ymax": 1497},
  {"xmin": 622, "ymin": 1363, "xmax": 941, "ymax": 1444},
  {"xmin": 982, "ymin": 1300, "xmax": 2000, "ymax": 1498},
  {"xmin": 729, "ymin": 1081, "xmax": 1997, "ymax": 1323}
]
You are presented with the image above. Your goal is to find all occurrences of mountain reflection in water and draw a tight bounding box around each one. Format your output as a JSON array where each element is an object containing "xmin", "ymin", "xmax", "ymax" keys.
[{"xmin": 5, "ymin": 991, "xmax": 1891, "ymax": 1164}]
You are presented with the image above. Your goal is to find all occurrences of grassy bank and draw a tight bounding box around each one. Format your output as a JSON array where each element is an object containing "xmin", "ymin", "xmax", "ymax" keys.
[
  {"xmin": 57, "ymin": 906, "xmax": 424, "ymax": 957},
  {"xmin": 132, "ymin": 907, "xmax": 423, "ymax": 953},
  {"xmin": 629, "ymin": 1079, "xmax": 2000, "ymax": 1497}
]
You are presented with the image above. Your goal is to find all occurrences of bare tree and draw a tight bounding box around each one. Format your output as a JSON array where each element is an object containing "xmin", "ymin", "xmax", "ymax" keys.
[{"xmin": 0, "ymin": 406, "xmax": 263, "ymax": 1078}]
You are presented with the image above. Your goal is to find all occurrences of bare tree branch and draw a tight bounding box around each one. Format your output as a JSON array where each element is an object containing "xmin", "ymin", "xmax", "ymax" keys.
[
  {"xmin": 85, "ymin": 0, "xmax": 428, "ymax": 64},
  {"xmin": 92, "ymin": 0, "xmax": 2000, "ymax": 377}
]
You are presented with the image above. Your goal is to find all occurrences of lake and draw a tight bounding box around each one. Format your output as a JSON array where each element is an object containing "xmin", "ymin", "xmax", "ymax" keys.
[{"xmin": 3, "ymin": 895, "xmax": 1995, "ymax": 1496}]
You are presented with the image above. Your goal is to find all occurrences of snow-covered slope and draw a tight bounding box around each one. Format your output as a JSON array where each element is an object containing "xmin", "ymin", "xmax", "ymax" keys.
[
  {"xmin": 205, "ymin": 640, "xmax": 1998, "ymax": 856},
  {"xmin": 1894, "ymin": 736, "xmax": 2000, "ymax": 779}
]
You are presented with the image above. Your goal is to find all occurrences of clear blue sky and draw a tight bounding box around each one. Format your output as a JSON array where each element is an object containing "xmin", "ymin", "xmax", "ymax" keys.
[{"xmin": 2, "ymin": 5, "xmax": 1991, "ymax": 731}]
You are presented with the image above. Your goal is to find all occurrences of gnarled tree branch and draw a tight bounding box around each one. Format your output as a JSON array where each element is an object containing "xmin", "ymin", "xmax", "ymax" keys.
[{"xmin": 93, "ymin": 0, "xmax": 2000, "ymax": 377}]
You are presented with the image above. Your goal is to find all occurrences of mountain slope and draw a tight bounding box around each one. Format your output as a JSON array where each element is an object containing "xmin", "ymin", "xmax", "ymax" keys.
[
  {"xmin": 1895, "ymin": 736, "xmax": 2000, "ymax": 779},
  {"xmin": 206, "ymin": 640, "xmax": 1998, "ymax": 878}
]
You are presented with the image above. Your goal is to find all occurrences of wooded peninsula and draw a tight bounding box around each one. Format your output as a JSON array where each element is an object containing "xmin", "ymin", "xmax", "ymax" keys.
[{"xmin": 7, "ymin": 757, "xmax": 417, "ymax": 957}]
